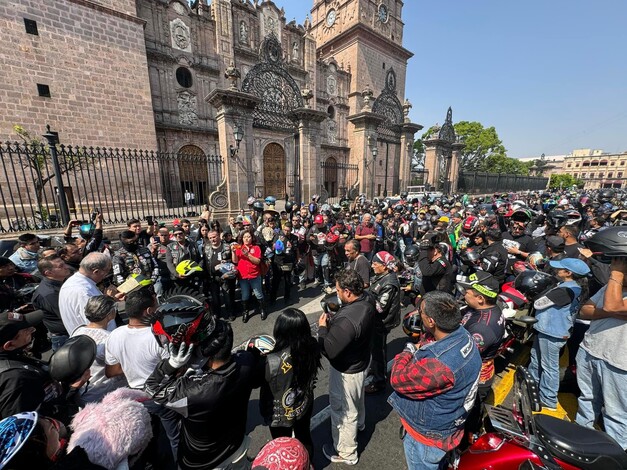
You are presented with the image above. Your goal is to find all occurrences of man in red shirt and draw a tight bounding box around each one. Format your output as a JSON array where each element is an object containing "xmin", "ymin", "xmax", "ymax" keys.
[{"xmin": 354, "ymin": 214, "xmax": 377, "ymax": 261}]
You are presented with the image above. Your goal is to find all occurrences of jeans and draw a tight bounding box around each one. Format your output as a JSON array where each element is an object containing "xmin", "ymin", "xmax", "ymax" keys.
[
  {"xmin": 312, "ymin": 252, "xmax": 331, "ymax": 287},
  {"xmin": 239, "ymin": 276, "xmax": 263, "ymax": 301},
  {"xmin": 143, "ymin": 399, "xmax": 181, "ymax": 463},
  {"xmin": 402, "ymin": 431, "xmax": 447, "ymax": 470},
  {"xmin": 49, "ymin": 334, "xmax": 69, "ymax": 352},
  {"xmin": 575, "ymin": 348, "xmax": 627, "ymax": 449},
  {"xmin": 329, "ymin": 366, "xmax": 366, "ymax": 461},
  {"xmin": 528, "ymin": 332, "xmax": 565, "ymax": 408}
]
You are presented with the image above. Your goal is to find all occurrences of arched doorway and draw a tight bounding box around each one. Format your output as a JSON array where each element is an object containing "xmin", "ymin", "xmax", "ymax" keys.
[
  {"xmin": 178, "ymin": 145, "xmax": 208, "ymax": 207},
  {"xmin": 263, "ymin": 143, "xmax": 286, "ymax": 198},
  {"xmin": 324, "ymin": 157, "xmax": 338, "ymax": 197}
]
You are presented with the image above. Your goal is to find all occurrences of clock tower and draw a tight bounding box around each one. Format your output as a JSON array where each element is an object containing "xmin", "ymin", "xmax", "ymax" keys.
[{"xmin": 309, "ymin": 0, "xmax": 412, "ymax": 114}]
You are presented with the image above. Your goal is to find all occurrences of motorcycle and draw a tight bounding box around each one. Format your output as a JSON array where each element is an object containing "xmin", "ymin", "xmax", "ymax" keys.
[
  {"xmin": 496, "ymin": 281, "xmax": 537, "ymax": 359},
  {"xmin": 449, "ymin": 366, "xmax": 627, "ymax": 470}
]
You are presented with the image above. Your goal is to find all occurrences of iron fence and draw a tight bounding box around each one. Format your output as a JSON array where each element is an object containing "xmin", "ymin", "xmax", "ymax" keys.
[
  {"xmin": 0, "ymin": 141, "xmax": 223, "ymax": 233},
  {"xmin": 458, "ymin": 171, "xmax": 548, "ymax": 194},
  {"xmin": 321, "ymin": 160, "xmax": 360, "ymax": 204}
]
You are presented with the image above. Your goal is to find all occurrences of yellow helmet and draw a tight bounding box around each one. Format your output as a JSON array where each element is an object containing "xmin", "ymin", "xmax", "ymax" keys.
[
  {"xmin": 176, "ymin": 260, "xmax": 203, "ymax": 277},
  {"xmin": 130, "ymin": 273, "xmax": 153, "ymax": 287}
]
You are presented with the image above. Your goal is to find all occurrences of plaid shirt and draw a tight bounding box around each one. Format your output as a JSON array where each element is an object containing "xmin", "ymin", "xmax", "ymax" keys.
[{"xmin": 391, "ymin": 338, "xmax": 462, "ymax": 450}]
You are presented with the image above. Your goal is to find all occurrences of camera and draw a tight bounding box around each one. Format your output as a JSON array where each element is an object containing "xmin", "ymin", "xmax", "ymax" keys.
[{"xmin": 90, "ymin": 208, "xmax": 100, "ymax": 222}]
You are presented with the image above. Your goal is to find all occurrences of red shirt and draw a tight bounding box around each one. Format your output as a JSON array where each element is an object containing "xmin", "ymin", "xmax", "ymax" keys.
[
  {"xmin": 235, "ymin": 244, "xmax": 262, "ymax": 279},
  {"xmin": 355, "ymin": 223, "xmax": 376, "ymax": 253}
]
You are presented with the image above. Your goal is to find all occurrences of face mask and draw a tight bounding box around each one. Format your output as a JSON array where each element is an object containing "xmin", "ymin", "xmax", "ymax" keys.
[{"xmin": 122, "ymin": 241, "xmax": 138, "ymax": 252}]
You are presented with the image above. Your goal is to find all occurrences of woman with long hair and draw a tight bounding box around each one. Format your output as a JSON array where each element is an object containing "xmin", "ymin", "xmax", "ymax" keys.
[
  {"xmin": 232, "ymin": 228, "xmax": 266, "ymax": 322},
  {"xmin": 260, "ymin": 308, "xmax": 321, "ymax": 460}
]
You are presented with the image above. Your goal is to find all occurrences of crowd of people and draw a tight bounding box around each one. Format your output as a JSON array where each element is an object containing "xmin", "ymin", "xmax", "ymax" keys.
[{"xmin": 0, "ymin": 187, "xmax": 626, "ymax": 469}]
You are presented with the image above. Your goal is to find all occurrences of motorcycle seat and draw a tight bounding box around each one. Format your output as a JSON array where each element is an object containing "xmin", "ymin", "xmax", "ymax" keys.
[{"xmin": 534, "ymin": 414, "xmax": 627, "ymax": 470}]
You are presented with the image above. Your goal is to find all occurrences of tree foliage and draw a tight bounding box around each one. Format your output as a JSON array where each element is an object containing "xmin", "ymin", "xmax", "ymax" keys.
[
  {"xmin": 421, "ymin": 121, "xmax": 529, "ymax": 175},
  {"xmin": 549, "ymin": 174, "xmax": 583, "ymax": 189}
]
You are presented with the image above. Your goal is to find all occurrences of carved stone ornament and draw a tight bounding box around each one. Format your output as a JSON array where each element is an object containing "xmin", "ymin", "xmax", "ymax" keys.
[
  {"xmin": 327, "ymin": 120, "xmax": 337, "ymax": 144},
  {"xmin": 208, "ymin": 173, "xmax": 229, "ymax": 209},
  {"xmin": 171, "ymin": 2, "xmax": 186, "ymax": 16},
  {"xmin": 170, "ymin": 18, "xmax": 191, "ymax": 52},
  {"xmin": 265, "ymin": 15, "xmax": 277, "ymax": 35},
  {"xmin": 326, "ymin": 75, "xmax": 337, "ymax": 96},
  {"xmin": 239, "ymin": 21, "xmax": 249, "ymax": 44},
  {"xmin": 438, "ymin": 107, "xmax": 456, "ymax": 143},
  {"xmin": 178, "ymin": 91, "xmax": 198, "ymax": 126}
]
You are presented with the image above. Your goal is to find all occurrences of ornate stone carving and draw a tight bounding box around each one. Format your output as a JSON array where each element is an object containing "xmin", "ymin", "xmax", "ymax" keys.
[
  {"xmin": 292, "ymin": 41, "xmax": 299, "ymax": 61},
  {"xmin": 224, "ymin": 61, "xmax": 241, "ymax": 90},
  {"xmin": 327, "ymin": 120, "xmax": 337, "ymax": 144},
  {"xmin": 438, "ymin": 107, "xmax": 456, "ymax": 143},
  {"xmin": 208, "ymin": 173, "xmax": 229, "ymax": 209},
  {"xmin": 178, "ymin": 91, "xmax": 198, "ymax": 126},
  {"xmin": 172, "ymin": 2, "xmax": 186, "ymax": 16},
  {"xmin": 326, "ymin": 75, "xmax": 337, "ymax": 96},
  {"xmin": 362, "ymin": 84, "xmax": 373, "ymax": 110},
  {"xmin": 170, "ymin": 18, "xmax": 191, "ymax": 52},
  {"xmin": 239, "ymin": 21, "xmax": 248, "ymax": 44},
  {"xmin": 372, "ymin": 68, "xmax": 403, "ymax": 138}
]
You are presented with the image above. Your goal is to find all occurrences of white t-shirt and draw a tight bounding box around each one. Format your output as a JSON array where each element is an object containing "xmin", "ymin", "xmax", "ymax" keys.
[
  {"xmin": 581, "ymin": 285, "xmax": 627, "ymax": 371},
  {"xmin": 58, "ymin": 272, "xmax": 116, "ymax": 333},
  {"xmin": 105, "ymin": 326, "xmax": 168, "ymax": 389},
  {"xmin": 71, "ymin": 325, "xmax": 127, "ymax": 403}
]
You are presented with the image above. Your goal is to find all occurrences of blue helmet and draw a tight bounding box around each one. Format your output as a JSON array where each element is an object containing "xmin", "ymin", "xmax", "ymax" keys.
[
  {"xmin": 274, "ymin": 239, "xmax": 285, "ymax": 254},
  {"xmin": 0, "ymin": 412, "xmax": 38, "ymax": 468}
]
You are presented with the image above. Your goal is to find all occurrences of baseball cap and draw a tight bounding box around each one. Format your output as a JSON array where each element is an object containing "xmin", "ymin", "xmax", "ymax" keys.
[
  {"xmin": 545, "ymin": 235, "xmax": 565, "ymax": 252},
  {"xmin": 458, "ymin": 271, "xmax": 499, "ymax": 298},
  {"xmin": 549, "ymin": 258, "xmax": 590, "ymax": 276},
  {"xmin": 438, "ymin": 216, "xmax": 450, "ymax": 223},
  {"xmin": 0, "ymin": 311, "xmax": 42, "ymax": 346}
]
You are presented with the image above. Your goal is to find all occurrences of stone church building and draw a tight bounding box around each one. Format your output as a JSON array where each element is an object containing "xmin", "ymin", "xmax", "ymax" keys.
[{"xmin": 1, "ymin": 0, "xmax": 420, "ymax": 214}]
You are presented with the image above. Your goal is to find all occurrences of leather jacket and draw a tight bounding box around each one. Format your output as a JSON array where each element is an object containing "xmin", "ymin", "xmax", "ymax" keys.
[{"xmin": 369, "ymin": 271, "xmax": 401, "ymax": 332}]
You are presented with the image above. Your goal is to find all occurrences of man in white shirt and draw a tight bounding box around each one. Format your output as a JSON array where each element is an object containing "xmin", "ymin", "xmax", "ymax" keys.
[
  {"xmin": 58, "ymin": 252, "xmax": 116, "ymax": 333},
  {"xmin": 105, "ymin": 287, "xmax": 179, "ymax": 461}
]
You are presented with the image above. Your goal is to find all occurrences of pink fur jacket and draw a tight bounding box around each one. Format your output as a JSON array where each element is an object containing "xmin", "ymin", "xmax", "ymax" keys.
[{"xmin": 67, "ymin": 388, "xmax": 153, "ymax": 470}]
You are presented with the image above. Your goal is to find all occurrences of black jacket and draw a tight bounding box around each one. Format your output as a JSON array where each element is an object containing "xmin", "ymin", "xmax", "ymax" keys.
[
  {"xmin": 32, "ymin": 277, "xmax": 67, "ymax": 335},
  {"xmin": 418, "ymin": 249, "xmax": 453, "ymax": 294},
  {"xmin": 480, "ymin": 242, "xmax": 508, "ymax": 283},
  {"xmin": 145, "ymin": 352, "xmax": 262, "ymax": 470},
  {"xmin": 318, "ymin": 294, "xmax": 375, "ymax": 373},
  {"xmin": 369, "ymin": 271, "xmax": 401, "ymax": 332}
]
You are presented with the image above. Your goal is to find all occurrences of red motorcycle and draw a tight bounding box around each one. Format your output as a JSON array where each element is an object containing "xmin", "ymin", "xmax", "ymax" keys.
[{"xmin": 449, "ymin": 366, "xmax": 627, "ymax": 470}]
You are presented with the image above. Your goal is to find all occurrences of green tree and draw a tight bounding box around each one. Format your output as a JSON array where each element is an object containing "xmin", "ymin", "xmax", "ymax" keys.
[
  {"xmin": 548, "ymin": 174, "xmax": 583, "ymax": 189},
  {"xmin": 453, "ymin": 121, "xmax": 507, "ymax": 172}
]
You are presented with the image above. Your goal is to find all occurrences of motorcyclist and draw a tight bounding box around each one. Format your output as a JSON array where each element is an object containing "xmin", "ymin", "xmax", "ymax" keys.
[
  {"xmin": 112, "ymin": 230, "xmax": 160, "ymax": 287},
  {"xmin": 417, "ymin": 233, "xmax": 453, "ymax": 294}
]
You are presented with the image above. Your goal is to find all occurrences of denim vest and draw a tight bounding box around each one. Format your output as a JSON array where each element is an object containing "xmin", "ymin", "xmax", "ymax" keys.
[
  {"xmin": 534, "ymin": 281, "xmax": 581, "ymax": 339},
  {"xmin": 388, "ymin": 327, "xmax": 482, "ymax": 439}
]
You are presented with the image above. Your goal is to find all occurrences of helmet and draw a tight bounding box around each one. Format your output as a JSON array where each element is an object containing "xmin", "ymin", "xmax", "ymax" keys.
[
  {"xmin": 274, "ymin": 239, "xmax": 285, "ymax": 254},
  {"xmin": 459, "ymin": 248, "xmax": 482, "ymax": 267},
  {"xmin": 308, "ymin": 202, "xmax": 318, "ymax": 214},
  {"xmin": 218, "ymin": 262, "xmax": 237, "ymax": 280},
  {"xmin": 265, "ymin": 196, "xmax": 277, "ymax": 207},
  {"xmin": 325, "ymin": 232, "xmax": 339, "ymax": 248},
  {"xmin": 151, "ymin": 302, "xmax": 215, "ymax": 347},
  {"xmin": 547, "ymin": 210, "xmax": 568, "ymax": 229},
  {"xmin": 461, "ymin": 216, "xmax": 479, "ymax": 237},
  {"xmin": 314, "ymin": 214, "xmax": 324, "ymax": 224},
  {"xmin": 585, "ymin": 226, "xmax": 627, "ymax": 258},
  {"xmin": 514, "ymin": 270, "xmax": 559, "ymax": 302},
  {"xmin": 247, "ymin": 196, "xmax": 256, "ymax": 206},
  {"xmin": 246, "ymin": 334, "xmax": 276, "ymax": 355},
  {"xmin": 176, "ymin": 260, "xmax": 203, "ymax": 277},
  {"xmin": 49, "ymin": 335, "xmax": 97, "ymax": 383},
  {"xmin": 0, "ymin": 412, "xmax": 39, "ymax": 468},
  {"xmin": 320, "ymin": 203, "xmax": 331, "ymax": 215},
  {"xmin": 542, "ymin": 199, "xmax": 557, "ymax": 213},
  {"xmin": 252, "ymin": 201, "xmax": 264, "ymax": 212},
  {"xmin": 79, "ymin": 223, "xmax": 96, "ymax": 238},
  {"xmin": 402, "ymin": 308, "xmax": 422, "ymax": 339},
  {"xmin": 320, "ymin": 292, "xmax": 341, "ymax": 315},
  {"xmin": 129, "ymin": 273, "xmax": 153, "ymax": 287},
  {"xmin": 510, "ymin": 209, "xmax": 533, "ymax": 225},
  {"xmin": 393, "ymin": 204, "xmax": 404, "ymax": 213},
  {"xmin": 564, "ymin": 209, "xmax": 582, "ymax": 227},
  {"xmin": 331, "ymin": 203, "xmax": 341, "ymax": 213},
  {"xmin": 404, "ymin": 245, "xmax": 419, "ymax": 265},
  {"xmin": 598, "ymin": 188, "xmax": 615, "ymax": 203},
  {"xmin": 285, "ymin": 201, "xmax": 294, "ymax": 213}
]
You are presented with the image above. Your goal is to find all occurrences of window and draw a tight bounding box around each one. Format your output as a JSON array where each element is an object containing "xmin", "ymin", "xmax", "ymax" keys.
[
  {"xmin": 37, "ymin": 84, "xmax": 51, "ymax": 97},
  {"xmin": 611, "ymin": 161, "xmax": 616, "ymax": 166},
  {"xmin": 590, "ymin": 173, "xmax": 595, "ymax": 179},
  {"xmin": 573, "ymin": 173, "xmax": 578, "ymax": 178},
  {"xmin": 619, "ymin": 172, "xmax": 624, "ymax": 178},
  {"xmin": 567, "ymin": 164, "xmax": 571, "ymax": 168},
  {"xmin": 583, "ymin": 161, "xmax": 590, "ymax": 167},
  {"xmin": 24, "ymin": 18, "xmax": 38, "ymax": 35},
  {"xmin": 327, "ymin": 105, "xmax": 335, "ymax": 119},
  {"xmin": 608, "ymin": 172, "xmax": 613, "ymax": 178},
  {"xmin": 621, "ymin": 161, "xmax": 626, "ymax": 167},
  {"xmin": 176, "ymin": 67, "xmax": 193, "ymax": 88}
]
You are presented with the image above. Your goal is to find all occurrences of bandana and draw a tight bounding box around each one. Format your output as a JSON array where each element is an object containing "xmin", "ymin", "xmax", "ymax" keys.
[
  {"xmin": 252, "ymin": 437, "xmax": 311, "ymax": 470},
  {"xmin": 373, "ymin": 251, "xmax": 395, "ymax": 267}
]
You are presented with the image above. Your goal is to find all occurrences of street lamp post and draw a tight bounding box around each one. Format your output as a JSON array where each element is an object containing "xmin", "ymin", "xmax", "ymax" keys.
[
  {"xmin": 370, "ymin": 139, "xmax": 378, "ymax": 198},
  {"xmin": 42, "ymin": 125, "xmax": 70, "ymax": 225}
]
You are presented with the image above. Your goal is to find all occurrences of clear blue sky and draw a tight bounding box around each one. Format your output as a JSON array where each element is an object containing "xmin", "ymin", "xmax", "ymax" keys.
[{"xmin": 281, "ymin": 0, "xmax": 627, "ymax": 158}]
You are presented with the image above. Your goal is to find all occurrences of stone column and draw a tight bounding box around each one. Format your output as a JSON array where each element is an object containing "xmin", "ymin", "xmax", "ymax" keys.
[
  {"xmin": 423, "ymin": 136, "xmax": 445, "ymax": 191},
  {"xmin": 450, "ymin": 141, "xmax": 465, "ymax": 193},
  {"xmin": 206, "ymin": 88, "xmax": 261, "ymax": 217},
  {"xmin": 400, "ymin": 122, "xmax": 423, "ymax": 191},
  {"xmin": 291, "ymin": 108, "xmax": 328, "ymax": 203},
  {"xmin": 347, "ymin": 111, "xmax": 384, "ymax": 198}
]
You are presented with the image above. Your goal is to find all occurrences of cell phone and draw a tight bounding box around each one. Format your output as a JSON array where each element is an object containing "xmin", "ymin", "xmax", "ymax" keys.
[
  {"xmin": 153, "ymin": 237, "xmax": 160, "ymax": 244},
  {"xmin": 146, "ymin": 216, "xmax": 154, "ymax": 225}
]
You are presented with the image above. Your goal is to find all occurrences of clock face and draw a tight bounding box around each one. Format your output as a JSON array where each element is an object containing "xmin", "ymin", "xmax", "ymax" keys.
[
  {"xmin": 378, "ymin": 4, "xmax": 389, "ymax": 23},
  {"xmin": 326, "ymin": 9, "xmax": 337, "ymax": 27}
]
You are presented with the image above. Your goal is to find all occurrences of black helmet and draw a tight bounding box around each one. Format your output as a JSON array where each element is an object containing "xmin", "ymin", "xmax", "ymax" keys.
[
  {"xmin": 400, "ymin": 191, "xmax": 408, "ymax": 199},
  {"xmin": 150, "ymin": 293, "xmax": 215, "ymax": 347},
  {"xmin": 547, "ymin": 210, "xmax": 568, "ymax": 229},
  {"xmin": 331, "ymin": 203, "xmax": 341, "ymax": 213},
  {"xmin": 598, "ymin": 188, "xmax": 615, "ymax": 203},
  {"xmin": 252, "ymin": 201, "xmax": 264, "ymax": 212},
  {"xmin": 285, "ymin": 201, "xmax": 293, "ymax": 213},
  {"xmin": 404, "ymin": 245, "xmax": 419, "ymax": 265},
  {"xmin": 320, "ymin": 292, "xmax": 341, "ymax": 315},
  {"xmin": 49, "ymin": 335, "xmax": 97, "ymax": 383},
  {"xmin": 402, "ymin": 308, "xmax": 422, "ymax": 339},
  {"xmin": 514, "ymin": 270, "xmax": 559, "ymax": 302},
  {"xmin": 459, "ymin": 248, "xmax": 482, "ymax": 267},
  {"xmin": 585, "ymin": 226, "xmax": 627, "ymax": 258}
]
